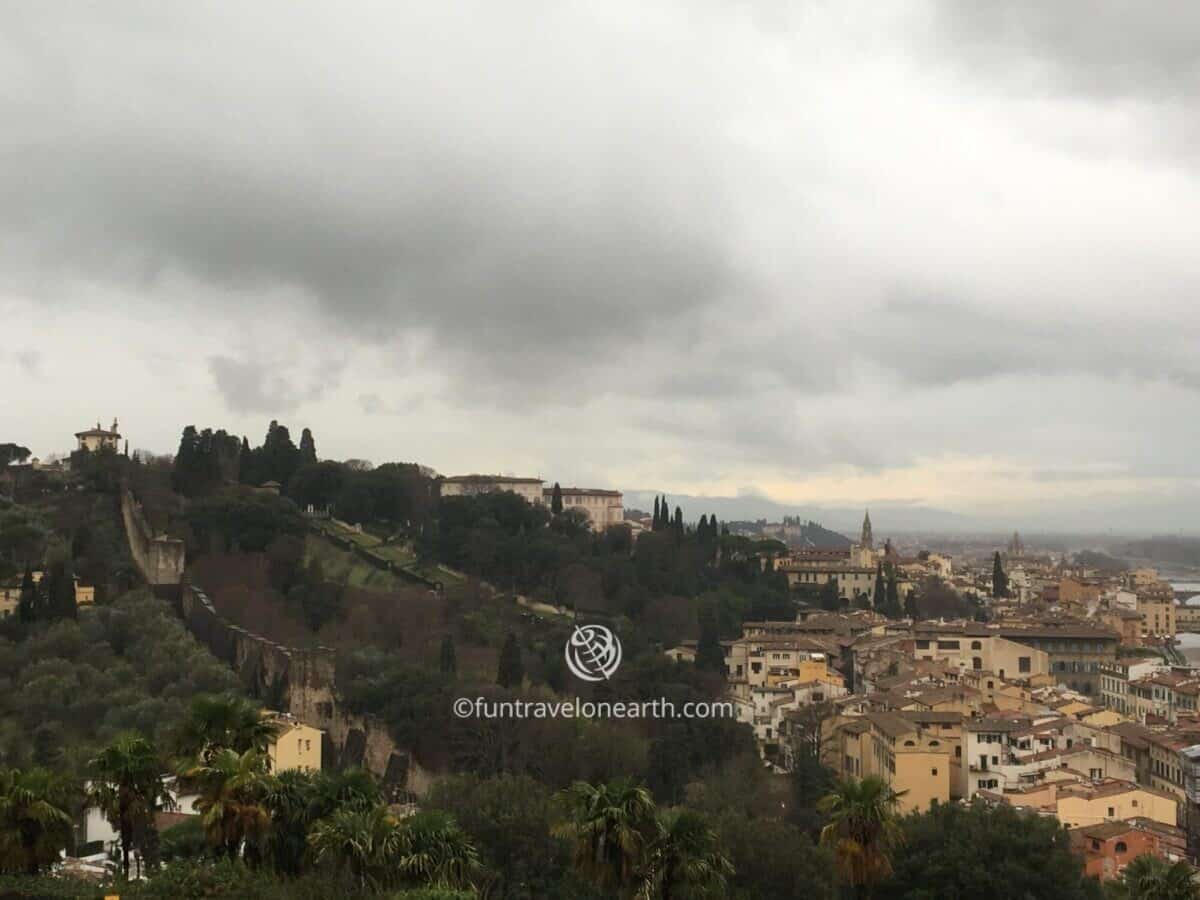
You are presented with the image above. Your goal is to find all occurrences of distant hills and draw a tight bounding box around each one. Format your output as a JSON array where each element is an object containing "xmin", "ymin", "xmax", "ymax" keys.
[{"xmin": 622, "ymin": 490, "xmax": 980, "ymax": 536}]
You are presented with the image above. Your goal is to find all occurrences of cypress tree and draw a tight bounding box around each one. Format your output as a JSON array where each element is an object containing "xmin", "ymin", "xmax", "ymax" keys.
[
  {"xmin": 299, "ymin": 428, "xmax": 318, "ymax": 465},
  {"xmin": 698, "ymin": 514, "xmax": 709, "ymax": 539},
  {"xmin": 992, "ymin": 551, "xmax": 1009, "ymax": 598},
  {"xmin": 551, "ymin": 482, "xmax": 564, "ymax": 516},
  {"xmin": 439, "ymin": 636, "xmax": 457, "ymax": 675},
  {"xmin": 873, "ymin": 564, "xmax": 886, "ymax": 611},
  {"xmin": 673, "ymin": 506, "xmax": 683, "ymax": 538},
  {"xmin": 497, "ymin": 632, "xmax": 524, "ymax": 688},
  {"xmin": 695, "ymin": 608, "xmax": 725, "ymax": 675},
  {"xmin": 653, "ymin": 496, "xmax": 661, "ymax": 530},
  {"xmin": 886, "ymin": 567, "xmax": 901, "ymax": 618},
  {"xmin": 17, "ymin": 567, "xmax": 36, "ymax": 623}
]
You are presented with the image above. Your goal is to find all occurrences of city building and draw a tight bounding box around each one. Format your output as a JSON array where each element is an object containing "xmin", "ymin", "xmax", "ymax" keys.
[
  {"xmin": 266, "ymin": 714, "xmax": 323, "ymax": 773},
  {"xmin": 825, "ymin": 711, "xmax": 951, "ymax": 813}
]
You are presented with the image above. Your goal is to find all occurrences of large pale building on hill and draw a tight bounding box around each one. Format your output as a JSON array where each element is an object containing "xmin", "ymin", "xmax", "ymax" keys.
[
  {"xmin": 75, "ymin": 418, "xmax": 122, "ymax": 453},
  {"xmin": 440, "ymin": 474, "xmax": 545, "ymax": 505},
  {"xmin": 547, "ymin": 486, "xmax": 624, "ymax": 531},
  {"xmin": 439, "ymin": 475, "xmax": 624, "ymax": 532}
]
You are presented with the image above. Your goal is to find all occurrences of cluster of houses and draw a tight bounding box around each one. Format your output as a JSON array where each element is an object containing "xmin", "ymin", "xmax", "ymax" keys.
[{"xmin": 665, "ymin": 523, "xmax": 1200, "ymax": 882}]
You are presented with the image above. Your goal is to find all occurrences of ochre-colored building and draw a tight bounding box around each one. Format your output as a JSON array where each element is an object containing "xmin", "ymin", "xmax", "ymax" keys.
[{"xmin": 266, "ymin": 715, "xmax": 323, "ymax": 773}]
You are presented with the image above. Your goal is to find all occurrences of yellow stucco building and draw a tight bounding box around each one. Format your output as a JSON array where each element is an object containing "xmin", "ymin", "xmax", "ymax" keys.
[{"xmin": 266, "ymin": 715, "xmax": 323, "ymax": 773}]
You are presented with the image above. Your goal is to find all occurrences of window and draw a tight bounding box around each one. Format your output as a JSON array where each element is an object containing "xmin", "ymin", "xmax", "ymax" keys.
[
  {"xmin": 916, "ymin": 640, "xmax": 930, "ymax": 650},
  {"xmin": 972, "ymin": 657, "xmax": 982, "ymax": 670},
  {"xmin": 1019, "ymin": 656, "xmax": 1031, "ymax": 673},
  {"xmin": 971, "ymin": 640, "xmax": 982, "ymax": 650},
  {"xmin": 931, "ymin": 768, "xmax": 938, "ymax": 776},
  {"xmin": 1107, "ymin": 807, "xmax": 1115, "ymax": 817},
  {"xmin": 1115, "ymin": 841, "xmax": 1127, "ymax": 854},
  {"xmin": 937, "ymin": 640, "xmax": 960, "ymax": 650}
]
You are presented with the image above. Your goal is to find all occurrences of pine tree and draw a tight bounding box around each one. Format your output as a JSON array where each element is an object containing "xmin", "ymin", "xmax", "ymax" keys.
[
  {"xmin": 673, "ymin": 506, "xmax": 683, "ymax": 538},
  {"xmin": 653, "ymin": 496, "xmax": 661, "ymax": 531},
  {"xmin": 992, "ymin": 552, "xmax": 1009, "ymax": 598},
  {"xmin": 698, "ymin": 514, "xmax": 709, "ymax": 539},
  {"xmin": 551, "ymin": 482, "xmax": 564, "ymax": 516},
  {"xmin": 299, "ymin": 428, "xmax": 317, "ymax": 465},
  {"xmin": 439, "ymin": 636, "xmax": 457, "ymax": 675},
  {"xmin": 873, "ymin": 564, "xmax": 886, "ymax": 610},
  {"xmin": 497, "ymin": 633, "xmax": 524, "ymax": 688}
]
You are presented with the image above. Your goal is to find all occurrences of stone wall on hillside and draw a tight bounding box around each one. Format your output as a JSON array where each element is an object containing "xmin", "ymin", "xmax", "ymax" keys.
[
  {"xmin": 179, "ymin": 580, "xmax": 433, "ymax": 796},
  {"xmin": 120, "ymin": 489, "xmax": 184, "ymax": 586}
]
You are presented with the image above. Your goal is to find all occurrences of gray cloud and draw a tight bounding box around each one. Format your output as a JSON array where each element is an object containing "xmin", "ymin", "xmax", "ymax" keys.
[
  {"xmin": 4, "ymin": 2, "xmax": 1200, "ymax": 528},
  {"xmin": 209, "ymin": 356, "xmax": 340, "ymax": 415},
  {"xmin": 929, "ymin": 2, "xmax": 1200, "ymax": 101}
]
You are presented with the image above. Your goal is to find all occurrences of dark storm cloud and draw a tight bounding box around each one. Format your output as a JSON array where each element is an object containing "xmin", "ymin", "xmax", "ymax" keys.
[
  {"xmin": 0, "ymin": 1, "xmax": 743, "ymax": 394},
  {"xmin": 209, "ymin": 356, "xmax": 340, "ymax": 414},
  {"xmin": 930, "ymin": 2, "xmax": 1200, "ymax": 101},
  {"xmin": 865, "ymin": 297, "xmax": 1200, "ymax": 390}
]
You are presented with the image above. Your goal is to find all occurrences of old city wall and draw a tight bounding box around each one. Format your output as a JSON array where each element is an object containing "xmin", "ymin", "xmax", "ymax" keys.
[
  {"xmin": 120, "ymin": 489, "xmax": 185, "ymax": 587},
  {"xmin": 178, "ymin": 580, "xmax": 434, "ymax": 795},
  {"xmin": 120, "ymin": 487, "xmax": 434, "ymax": 793}
]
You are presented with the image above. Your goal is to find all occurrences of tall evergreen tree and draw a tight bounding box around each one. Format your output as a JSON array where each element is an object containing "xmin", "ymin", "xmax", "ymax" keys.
[
  {"xmin": 497, "ymin": 633, "xmax": 524, "ymax": 688},
  {"xmin": 551, "ymin": 483, "xmax": 564, "ymax": 516},
  {"xmin": 298, "ymin": 428, "xmax": 317, "ymax": 465},
  {"xmin": 992, "ymin": 552, "xmax": 1009, "ymax": 598},
  {"xmin": 695, "ymin": 608, "xmax": 725, "ymax": 674},
  {"xmin": 872, "ymin": 564, "xmax": 886, "ymax": 611},
  {"xmin": 653, "ymin": 496, "xmax": 661, "ymax": 531},
  {"xmin": 439, "ymin": 636, "xmax": 458, "ymax": 676},
  {"xmin": 886, "ymin": 568, "xmax": 901, "ymax": 618},
  {"xmin": 17, "ymin": 567, "xmax": 36, "ymax": 624},
  {"xmin": 673, "ymin": 506, "xmax": 683, "ymax": 538},
  {"xmin": 698, "ymin": 514, "xmax": 709, "ymax": 538},
  {"xmin": 42, "ymin": 560, "xmax": 77, "ymax": 621}
]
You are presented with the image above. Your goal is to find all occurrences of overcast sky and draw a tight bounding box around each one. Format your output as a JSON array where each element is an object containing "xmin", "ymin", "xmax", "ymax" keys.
[{"xmin": 4, "ymin": 2, "xmax": 1199, "ymax": 531}]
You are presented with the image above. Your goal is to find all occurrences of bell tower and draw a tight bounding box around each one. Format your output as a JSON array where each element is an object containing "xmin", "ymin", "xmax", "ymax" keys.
[{"xmin": 860, "ymin": 510, "xmax": 873, "ymax": 550}]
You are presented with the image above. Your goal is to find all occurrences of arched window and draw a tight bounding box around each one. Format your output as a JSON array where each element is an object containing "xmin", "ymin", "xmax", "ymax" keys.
[
  {"xmin": 971, "ymin": 640, "xmax": 982, "ymax": 650},
  {"xmin": 1114, "ymin": 841, "xmax": 1127, "ymax": 854}
]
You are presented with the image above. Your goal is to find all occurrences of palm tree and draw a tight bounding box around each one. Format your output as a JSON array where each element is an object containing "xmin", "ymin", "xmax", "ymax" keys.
[
  {"xmin": 308, "ymin": 804, "xmax": 403, "ymax": 890},
  {"xmin": 260, "ymin": 768, "xmax": 381, "ymax": 876},
  {"xmin": 397, "ymin": 809, "xmax": 480, "ymax": 890},
  {"xmin": 88, "ymin": 734, "xmax": 171, "ymax": 879},
  {"xmin": 555, "ymin": 778, "xmax": 657, "ymax": 898},
  {"xmin": 0, "ymin": 767, "xmax": 75, "ymax": 875},
  {"xmin": 639, "ymin": 808, "xmax": 733, "ymax": 900},
  {"xmin": 183, "ymin": 748, "xmax": 271, "ymax": 858},
  {"xmin": 1117, "ymin": 854, "xmax": 1199, "ymax": 900},
  {"xmin": 174, "ymin": 694, "xmax": 282, "ymax": 761},
  {"xmin": 817, "ymin": 775, "xmax": 905, "ymax": 899}
]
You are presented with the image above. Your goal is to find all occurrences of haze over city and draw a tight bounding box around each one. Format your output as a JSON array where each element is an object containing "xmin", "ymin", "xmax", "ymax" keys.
[{"xmin": 5, "ymin": 2, "xmax": 1200, "ymax": 531}]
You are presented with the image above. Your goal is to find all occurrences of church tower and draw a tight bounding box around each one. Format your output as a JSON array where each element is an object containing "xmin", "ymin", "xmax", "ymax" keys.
[{"xmin": 860, "ymin": 510, "xmax": 873, "ymax": 550}]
